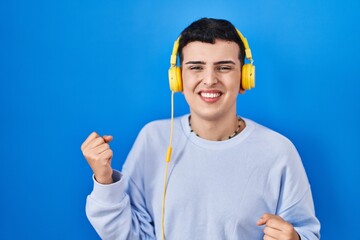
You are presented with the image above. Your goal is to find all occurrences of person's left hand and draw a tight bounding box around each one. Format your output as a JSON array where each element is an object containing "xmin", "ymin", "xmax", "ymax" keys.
[{"xmin": 256, "ymin": 213, "xmax": 300, "ymax": 240}]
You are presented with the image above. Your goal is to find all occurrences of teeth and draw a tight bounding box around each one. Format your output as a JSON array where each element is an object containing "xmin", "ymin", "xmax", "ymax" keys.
[{"xmin": 200, "ymin": 92, "xmax": 221, "ymax": 98}]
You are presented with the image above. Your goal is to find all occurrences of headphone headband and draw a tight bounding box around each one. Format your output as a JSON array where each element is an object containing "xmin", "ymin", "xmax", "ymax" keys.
[
  {"xmin": 170, "ymin": 36, "xmax": 180, "ymax": 66},
  {"xmin": 236, "ymin": 29, "xmax": 253, "ymax": 64},
  {"xmin": 170, "ymin": 29, "xmax": 252, "ymax": 66}
]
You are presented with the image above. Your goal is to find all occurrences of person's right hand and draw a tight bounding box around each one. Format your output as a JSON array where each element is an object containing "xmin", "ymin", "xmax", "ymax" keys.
[{"xmin": 81, "ymin": 132, "xmax": 114, "ymax": 184}]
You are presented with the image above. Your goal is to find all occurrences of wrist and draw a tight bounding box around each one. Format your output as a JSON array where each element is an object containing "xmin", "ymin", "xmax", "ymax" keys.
[
  {"xmin": 94, "ymin": 176, "xmax": 113, "ymax": 184},
  {"xmin": 94, "ymin": 172, "xmax": 113, "ymax": 184}
]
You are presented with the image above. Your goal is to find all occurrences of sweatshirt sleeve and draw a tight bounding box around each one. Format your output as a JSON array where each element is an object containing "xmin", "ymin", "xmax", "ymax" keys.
[
  {"xmin": 86, "ymin": 170, "xmax": 155, "ymax": 240},
  {"xmin": 85, "ymin": 125, "xmax": 156, "ymax": 240},
  {"xmin": 282, "ymin": 187, "xmax": 321, "ymax": 240},
  {"xmin": 276, "ymin": 142, "xmax": 321, "ymax": 240}
]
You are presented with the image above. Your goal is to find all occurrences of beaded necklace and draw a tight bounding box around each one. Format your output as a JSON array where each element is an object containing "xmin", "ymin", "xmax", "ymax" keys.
[{"xmin": 188, "ymin": 115, "xmax": 243, "ymax": 140}]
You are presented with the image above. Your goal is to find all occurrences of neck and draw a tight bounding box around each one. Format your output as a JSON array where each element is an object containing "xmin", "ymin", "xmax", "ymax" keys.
[{"xmin": 189, "ymin": 113, "xmax": 244, "ymax": 141}]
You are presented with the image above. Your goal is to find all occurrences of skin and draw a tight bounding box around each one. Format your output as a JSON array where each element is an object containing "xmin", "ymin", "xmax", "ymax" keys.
[
  {"xmin": 257, "ymin": 213, "xmax": 300, "ymax": 240},
  {"xmin": 181, "ymin": 40, "xmax": 244, "ymax": 141},
  {"xmin": 81, "ymin": 132, "xmax": 113, "ymax": 184},
  {"xmin": 81, "ymin": 39, "xmax": 300, "ymax": 239}
]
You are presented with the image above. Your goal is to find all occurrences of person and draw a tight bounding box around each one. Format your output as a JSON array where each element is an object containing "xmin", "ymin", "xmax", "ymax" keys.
[{"xmin": 81, "ymin": 18, "xmax": 320, "ymax": 240}]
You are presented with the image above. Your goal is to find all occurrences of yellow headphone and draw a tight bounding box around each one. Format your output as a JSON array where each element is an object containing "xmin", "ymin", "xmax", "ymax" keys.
[{"xmin": 168, "ymin": 29, "xmax": 255, "ymax": 92}]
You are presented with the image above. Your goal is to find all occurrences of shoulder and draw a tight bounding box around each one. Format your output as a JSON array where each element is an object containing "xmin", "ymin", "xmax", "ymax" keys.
[
  {"xmin": 138, "ymin": 115, "xmax": 187, "ymax": 139},
  {"xmin": 143, "ymin": 118, "xmax": 171, "ymax": 130},
  {"xmin": 244, "ymin": 118, "xmax": 298, "ymax": 155},
  {"xmin": 243, "ymin": 119, "xmax": 306, "ymax": 180}
]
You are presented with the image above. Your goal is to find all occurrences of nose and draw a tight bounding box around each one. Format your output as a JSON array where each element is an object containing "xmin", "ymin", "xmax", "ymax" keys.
[{"xmin": 202, "ymin": 69, "xmax": 218, "ymax": 86}]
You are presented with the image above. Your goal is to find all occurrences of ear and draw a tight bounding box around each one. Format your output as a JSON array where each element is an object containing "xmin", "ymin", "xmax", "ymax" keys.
[{"xmin": 239, "ymin": 88, "xmax": 246, "ymax": 94}]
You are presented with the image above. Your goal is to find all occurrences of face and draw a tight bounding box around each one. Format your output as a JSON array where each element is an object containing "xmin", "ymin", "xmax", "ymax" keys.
[{"xmin": 181, "ymin": 39, "xmax": 243, "ymax": 122}]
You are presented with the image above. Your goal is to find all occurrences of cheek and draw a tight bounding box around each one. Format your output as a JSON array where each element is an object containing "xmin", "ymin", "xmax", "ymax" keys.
[
  {"xmin": 182, "ymin": 84, "xmax": 197, "ymax": 101},
  {"xmin": 231, "ymin": 80, "xmax": 241, "ymax": 91},
  {"xmin": 182, "ymin": 71, "xmax": 200, "ymax": 91},
  {"xmin": 182, "ymin": 86, "xmax": 197, "ymax": 107},
  {"xmin": 181, "ymin": 74, "xmax": 198, "ymax": 104},
  {"xmin": 228, "ymin": 72, "xmax": 241, "ymax": 90}
]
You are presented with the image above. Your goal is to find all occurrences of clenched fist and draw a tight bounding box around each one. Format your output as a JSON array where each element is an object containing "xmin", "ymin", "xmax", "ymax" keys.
[
  {"xmin": 81, "ymin": 132, "xmax": 114, "ymax": 184},
  {"xmin": 257, "ymin": 213, "xmax": 300, "ymax": 240}
]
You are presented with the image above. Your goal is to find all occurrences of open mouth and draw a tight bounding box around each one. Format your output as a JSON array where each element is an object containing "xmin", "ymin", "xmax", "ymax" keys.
[
  {"xmin": 198, "ymin": 90, "xmax": 223, "ymax": 102},
  {"xmin": 200, "ymin": 92, "xmax": 221, "ymax": 98}
]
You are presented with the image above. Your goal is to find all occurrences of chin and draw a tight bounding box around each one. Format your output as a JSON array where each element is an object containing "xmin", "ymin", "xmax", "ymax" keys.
[{"xmin": 190, "ymin": 109, "xmax": 226, "ymax": 121}]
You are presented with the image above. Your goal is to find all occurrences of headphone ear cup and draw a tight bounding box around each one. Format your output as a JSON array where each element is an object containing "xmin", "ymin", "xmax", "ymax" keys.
[
  {"xmin": 168, "ymin": 66, "xmax": 183, "ymax": 92},
  {"xmin": 241, "ymin": 64, "xmax": 255, "ymax": 90}
]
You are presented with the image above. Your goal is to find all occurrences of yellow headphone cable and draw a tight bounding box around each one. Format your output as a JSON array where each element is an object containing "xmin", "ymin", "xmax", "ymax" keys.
[{"xmin": 161, "ymin": 91, "xmax": 174, "ymax": 240}]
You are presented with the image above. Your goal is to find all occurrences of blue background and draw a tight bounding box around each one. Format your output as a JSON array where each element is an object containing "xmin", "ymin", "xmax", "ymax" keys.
[{"xmin": 0, "ymin": 0, "xmax": 359, "ymax": 239}]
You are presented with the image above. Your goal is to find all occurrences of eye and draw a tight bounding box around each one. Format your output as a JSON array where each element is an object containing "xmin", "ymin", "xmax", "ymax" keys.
[
  {"xmin": 216, "ymin": 65, "xmax": 233, "ymax": 72},
  {"xmin": 188, "ymin": 65, "xmax": 203, "ymax": 71}
]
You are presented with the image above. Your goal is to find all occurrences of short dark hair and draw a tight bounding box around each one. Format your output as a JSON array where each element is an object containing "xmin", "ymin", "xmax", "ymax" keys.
[{"xmin": 178, "ymin": 18, "xmax": 246, "ymax": 66}]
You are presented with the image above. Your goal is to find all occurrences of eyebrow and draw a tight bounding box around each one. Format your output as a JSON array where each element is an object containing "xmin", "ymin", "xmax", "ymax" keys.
[
  {"xmin": 184, "ymin": 60, "xmax": 236, "ymax": 65},
  {"xmin": 214, "ymin": 60, "xmax": 236, "ymax": 65},
  {"xmin": 185, "ymin": 61, "xmax": 206, "ymax": 65}
]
